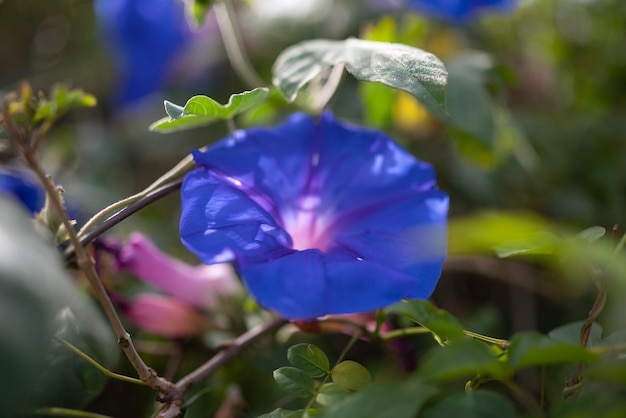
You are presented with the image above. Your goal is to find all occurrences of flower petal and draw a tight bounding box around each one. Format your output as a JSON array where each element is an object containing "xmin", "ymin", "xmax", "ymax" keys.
[
  {"xmin": 180, "ymin": 169, "xmax": 293, "ymax": 264},
  {"xmin": 191, "ymin": 113, "xmax": 318, "ymax": 224},
  {"xmin": 406, "ymin": 0, "xmax": 516, "ymax": 22},
  {"xmin": 120, "ymin": 232, "xmax": 240, "ymax": 309},
  {"xmin": 330, "ymin": 190, "xmax": 449, "ymax": 278},
  {"xmin": 180, "ymin": 112, "xmax": 449, "ymax": 319},
  {"xmin": 125, "ymin": 293, "xmax": 210, "ymax": 338},
  {"xmin": 240, "ymin": 250, "xmax": 432, "ymax": 319},
  {"xmin": 0, "ymin": 168, "xmax": 44, "ymax": 214}
]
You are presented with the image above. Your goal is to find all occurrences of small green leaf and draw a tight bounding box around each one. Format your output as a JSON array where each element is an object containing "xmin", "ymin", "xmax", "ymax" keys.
[
  {"xmin": 273, "ymin": 367, "xmax": 316, "ymax": 398},
  {"xmin": 548, "ymin": 321, "xmax": 602, "ymax": 347},
  {"xmin": 315, "ymin": 377, "xmax": 437, "ymax": 418},
  {"xmin": 287, "ymin": 343, "xmax": 330, "ymax": 378},
  {"xmin": 387, "ymin": 299, "xmax": 464, "ymax": 342},
  {"xmin": 183, "ymin": 0, "xmax": 216, "ymax": 27},
  {"xmin": 418, "ymin": 338, "xmax": 508, "ymax": 382},
  {"xmin": 331, "ymin": 360, "xmax": 371, "ymax": 391},
  {"xmin": 507, "ymin": 332, "xmax": 598, "ymax": 369},
  {"xmin": 316, "ymin": 383, "xmax": 350, "ymax": 407},
  {"xmin": 577, "ymin": 226, "xmax": 606, "ymax": 243},
  {"xmin": 164, "ymin": 101, "xmax": 185, "ymax": 119},
  {"xmin": 34, "ymin": 85, "xmax": 96, "ymax": 123},
  {"xmin": 149, "ymin": 88, "xmax": 269, "ymax": 133},
  {"xmin": 272, "ymin": 38, "xmax": 447, "ymax": 117},
  {"xmin": 31, "ymin": 307, "xmax": 118, "ymax": 408},
  {"xmin": 256, "ymin": 409, "xmax": 306, "ymax": 418},
  {"xmin": 421, "ymin": 390, "xmax": 517, "ymax": 418}
]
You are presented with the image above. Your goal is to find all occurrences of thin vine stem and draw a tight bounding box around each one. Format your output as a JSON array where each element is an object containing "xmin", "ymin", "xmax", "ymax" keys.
[
  {"xmin": 75, "ymin": 152, "xmax": 195, "ymax": 240},
  {"xmin": 214, "ymin": 0, "xmax": 265, "ymax": 88},
  {"xmin": 381, "ymin": 326, "xmax": 510, "ymax": 348},
  {"xmin": 64, "ymin": 179, "xmax": 182, "ymax": 263},
  {"xmin": 54, "ymin": 337, "xmax": 146, "ymax": 386}
]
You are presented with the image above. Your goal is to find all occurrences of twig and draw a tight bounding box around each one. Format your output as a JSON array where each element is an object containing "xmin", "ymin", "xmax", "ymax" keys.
[
  {"xmin": 54, "ymin": 336, "xmax": 146, "ymax": 386},
  {"xmin": 381, "ymin": 326, "xmax": 510, "ymax": 348},
  {"xmin": 215, "ymin": 0, "xmax": 265, "ymax": 89},
  {"xmin": 158, "ymin": 317, "xmax": 288, "ymax": 418},
  {"xmin": 64, "ymin": 179, "xmax": 182, "ymax": 263},
  {"xmin": 76, "ymin": 153, "xmax": 195, "ymax": 240},
  {"xmin": 2, "ymin": 107, "xmax": 172, "ymax": 393}
]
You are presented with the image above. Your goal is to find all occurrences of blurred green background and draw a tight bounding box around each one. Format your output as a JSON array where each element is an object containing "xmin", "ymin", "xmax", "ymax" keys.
[{"xmin": 2, "ymin": 0, "xmax": 626, "ymax": 416}]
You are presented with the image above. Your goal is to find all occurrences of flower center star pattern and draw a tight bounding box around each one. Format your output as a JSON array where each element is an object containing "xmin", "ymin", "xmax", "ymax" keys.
[{"xmin": 180, "ymin": 112, "xmax": 449, "ymax": 319}]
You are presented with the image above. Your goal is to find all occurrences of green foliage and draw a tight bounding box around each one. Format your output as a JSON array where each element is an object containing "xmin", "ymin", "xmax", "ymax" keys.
[
  {"xmin": 421, "ymin": 391, "xmax": 517, "ymax": 418},
  {"xmin": 330, "ymin": 361, "xmax": 371, "ymax": 391},
  {"xmin": 315, "ymin": 378, "xmax": 437, "ymax": 418},
  {"xmin": 272, "ymin": 38, "xmax": 448, "ymax": 117},
  {"xmin": 0, "ymin": 196, "xmax": 116, "ymax": 415},
  {"xmin": 273, "ymin": 367, "xmax": 316, "ymax": 398},
  {"xmin": 3, "ymin": 82, "xmax": 95, "ymax": 136},
  {"xmin": 418, "ymin": 338, "xmax": 508, "ymax": 382},
  {"xmin": 507, "ymin": 332, "xmax": 598, "ymax": 368},
  {"xmin": 30, "ymin": 308, "xmax": 118, "ymax": 408},
  {"xmin": 183, "ymin": 0, "xmax": 216, "ymax": 27},
  {"xmin": 287, "ymin": 343, "xmax": 330, "ymax": 378},
  {"xmin": 387, "ymin": 299, "xmax": 465, "ymax": 343},
  {"xmin": 257, "ymin": 409, "xmax": 307, "ymax": 418},
  {"xmin": 33, "ymin": 84, "xmax": 96, "ymax": 124},
  {"xmin": 149, "ymin": 88, "xmax": 269, "ymax": 133},
  {"xmin": 315, "ymin": 383, "xmax": 350, "ymax": 407}
]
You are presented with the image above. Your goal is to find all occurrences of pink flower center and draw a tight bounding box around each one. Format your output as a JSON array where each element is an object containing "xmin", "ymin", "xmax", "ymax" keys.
[{"xmin": 283, "ymin": 195, "xmax": 332, "ymax": 252}]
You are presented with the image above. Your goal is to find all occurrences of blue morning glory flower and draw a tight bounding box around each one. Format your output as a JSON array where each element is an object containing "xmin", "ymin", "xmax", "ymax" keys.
[
  {"xmin": 94, "ymin": 0, "xmax": 189, "ymax": 105},
  {"xmin": 0, "ymin": 168, "xmax": 44, "ymax": 214},
  {"xmin": 406, "ymin": 0, "xmax": 516, "ymax": 22},
  {"xmin": 180, "ymin": 113, "xmax": 449, "ymax": 319}
]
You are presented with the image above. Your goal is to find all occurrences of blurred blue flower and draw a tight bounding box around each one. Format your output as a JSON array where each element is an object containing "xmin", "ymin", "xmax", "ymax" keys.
[
  {"xmin": 0, "ymin": 168, "xmax": 44, "ymax": 214},
  {"xmin": 406, "ymin": 0, "xmax": 516, "ymax": 22},
  {"xmin": 179, "ymin": 113, "xmax": 449, "ymax": 319},
  {"xmin": 94, "ymin": 0, "xmax": 190, "ymax": 105}
]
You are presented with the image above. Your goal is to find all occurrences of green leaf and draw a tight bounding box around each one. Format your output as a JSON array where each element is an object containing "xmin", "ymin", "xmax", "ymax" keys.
[
  {"xmin": 550, "ymin": 387, "xmax": 626, "ymax": 418},
  {"xmin": 257, "ymin": 409, "xmax": 306, "ymax": 418},
  {"xmin": 548, "ymin": 321, "xmax": 602, "ymax": 347},
  {"xmin": 331, "ymin": 360, "xmax": 372, "ymax": 391},
  {"xmin": 577, "ymin": 226, "xmax": 606, "ymax": 243},
  {"xmin": 315, "ymin": 377, "xmax": 437, "ymax": 418},
  {"xmin": 446, "ymin": 53, "xmax": 496, "ymax": 148},
  {"xmin": 273, "ymin": 367, "xmax": 316, "ymax": 398},
  {"xmin": 421, "ymin": 391, "xmax": 517, "ymax": 418},
  {"xmin": 448, "ymin": 211, "xmax": 556, "ymax": 257},
  {"xmin": 507, "ymin": 332, "xmax": 598, "ymax": 369},
  {"xmin": 183, "ymin": 0, "xmax": 216, "ymax": 27},
  {"xmin": 585, "ymin": 361, "xmax": 626, "ymax": 385},
  {"xmin": 272, "ymin": 38, "xmax": 447, "ymax": 117},
  {"xmin": 31, "ymin": 307, "xmax": 118, "ymax": 408},
  {"xmin": 287, "ymin": 343, "xmax": 330, "ymax": 378},
  {"xmin": 418, "ymin": 338, "xmax": 508, "ymax": 382},
  {"xmin": 34, "ymin": 85, "xmax": 96, "ymax": 123},
  {"xmin": 601, "ymin": 329, "xmax": 626, "ymax": 345},
  {"xmin": 0, "ymin": 196, "xmax": 113, "ymax": 415},
  {"xmin": 316, "ymin": 383, "xmax": 350, "ymax": 407},
  {"xmin": 386, "ymin": 299, "xmax": 464, "ymax": 342},
  {"xmin": 149, "ymin": 88, "xmax": 269, "ymax": 133}
]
